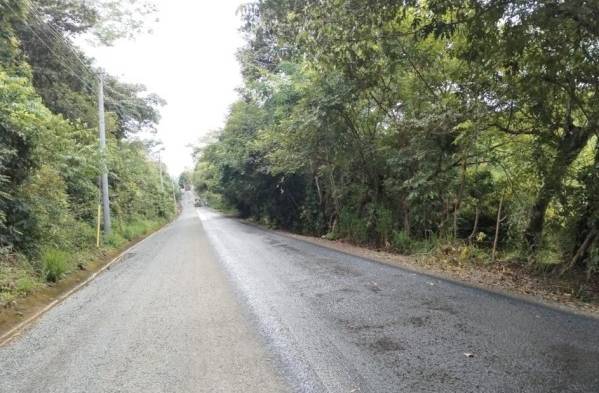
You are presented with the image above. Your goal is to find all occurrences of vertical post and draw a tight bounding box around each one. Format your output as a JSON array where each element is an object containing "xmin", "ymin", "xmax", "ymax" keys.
[
  {"xmin": 98, "ymin": 75, "xmax": 112, "ymax": 237},
  {"xmin": 158, "ymin": 151, "xmax": 164, "ymax": 192},
  {"xmin": 172, "ymin": 179, "xmax": 177, "ymax": 213},
  {"xmin": 96, "ymin": 204, "xmax": 101, "ymax": 247},
  {"xmin": 492, "ymin": 194, "xmax": 504, "ymax": 262}
]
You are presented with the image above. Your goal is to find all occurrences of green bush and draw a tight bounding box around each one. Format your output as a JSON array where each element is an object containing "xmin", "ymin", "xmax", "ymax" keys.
[
  {"xmin": 375, "ymin": 207, "xmax": 393, "ymax": 245},
  {"xmin": 15, "ymin": 275, "xmax": 37, "ymax": 295},
  {"xmin": 121, "ymin": 219, "xmax": 154, "ymax": 241},
  {"xmin": 338, "ymin": 208, "xmax": 369, "ymax": 244},
  {"xmin": 41, "ymin": 249, "xmax": 71, "ymax": 282},
  {"xmin": 413, "ymin": 232, "xmax": 438, "ymax": 254},
  {"xmin": 106, "ymin": 232, "xmax": 126, "ymax": 248},
  {"xmin": 67, "ymin": 221, "xmax": 96, "ymax": 251},
  {"xmin": 392, "ymin": 230, "xmax": 413, "ymax": 254}
]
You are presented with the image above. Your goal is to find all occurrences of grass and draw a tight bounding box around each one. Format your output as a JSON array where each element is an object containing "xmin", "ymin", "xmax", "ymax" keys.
[
  {"xmin": 0, "ymin": 252, "xmax": 41, "ymax": 307},
  {"xmin": 41, "ymin": 249, "xmax": 71, "ymax": 283},
  {"xmin": 0, "ymin": 216, "xmax": 170, "ymax": 311},
  {"xmin": 106, "ymin": 232, "xmax": 126, "ymax": 248},
  {"xmin": 15, "ymin": 275, "xmax": 37, "ymax": 295},
  {"xmin": 120, "ymin": 218, "xmax": 158, "ymax": 241},
  {"xmin": 391, "ymin": 230, "xmax": 437, "ymax": 255}
]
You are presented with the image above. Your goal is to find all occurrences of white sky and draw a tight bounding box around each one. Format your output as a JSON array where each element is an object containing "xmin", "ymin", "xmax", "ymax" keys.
[{"xmin": 82, "ymin": 0, "xmax": 245, "ymax": 176}]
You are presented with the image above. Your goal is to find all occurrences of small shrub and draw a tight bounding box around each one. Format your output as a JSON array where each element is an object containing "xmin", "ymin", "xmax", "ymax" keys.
[
  {"xmin": 351, "ymin": 218, "xmax": 369, "ymax": 244},
  {"xmin": 15, "ymin": 275, "xmax": 37, "ymax": 295},
  {"xmin": 42, "ymin": 249, "xmax": 71, "ymax": 282},
  {"xmin": 204, "ymin": 192, "xmax": 227, "ymax": 210},
  {"xmin": 323, "ymin": 231, "xmax": 338, "ymax": 240},
  {"xmin": 338, "ymin": 208, "xmax": 369, "ymax": 244},
  {"xmin": 392, "ymin": 230, "xmax": 413, "ymax": 254},
  {"xmin": 121, "ymin": 219, "xmax": 153, "ymax": 241},
  {"xmin": 0, "ymin": 291, "xmax": 16, "ymax": 306},
  {"xmin": 106, "ymin": 232, "xmax": 126, "ymax": 248},
  {"xmin": 414, "ymin": 232, "xmax": 437, "ymax": 254},
  {"xmin": 67, "ymin": 221, "xmax": 96, "ymax": 250},
  {"xmin": 337, "ymin": 209, "xmax": 352, "ymax": 239},
  {"xmin": 375, "ymin": 207, "xmax": 393, "ymax": 246},
  {"xmin": 457, "ymin": 244, "xmax": 488, "ymax": 264}
]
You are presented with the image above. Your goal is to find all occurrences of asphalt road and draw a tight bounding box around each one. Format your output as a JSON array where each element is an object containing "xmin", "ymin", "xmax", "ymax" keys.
[
  {"xmin": 0, "ymin": 193, "xmax": 285, "ymax": 393},
  {"xmin": 1, "ymin": 192, "xmax": 598, "ymax": 392}
]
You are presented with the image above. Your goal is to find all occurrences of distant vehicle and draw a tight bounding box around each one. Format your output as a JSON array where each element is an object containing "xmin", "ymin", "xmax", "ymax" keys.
[{"xmin": 194, "ymin": 198, "xmax": 203, "ymax": 207}]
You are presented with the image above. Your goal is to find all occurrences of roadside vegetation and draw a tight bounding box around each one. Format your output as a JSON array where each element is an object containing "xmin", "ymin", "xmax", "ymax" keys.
[
  {"xmin": 193, "ymin": 1, "xmax": 599, "ymax": 300},
  {"xmin": 0, "ymin": 0, "xmax": 177, "ymax": 308}
]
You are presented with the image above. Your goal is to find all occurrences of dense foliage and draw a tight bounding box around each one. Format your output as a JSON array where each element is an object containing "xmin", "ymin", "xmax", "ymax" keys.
[
  {"xmin": 194, "ymin": 0, "xmax": 599, "ymax": 276},
  {"xmin": 0, "ymin": 0, "xmax": 176, "ymax": 300}
]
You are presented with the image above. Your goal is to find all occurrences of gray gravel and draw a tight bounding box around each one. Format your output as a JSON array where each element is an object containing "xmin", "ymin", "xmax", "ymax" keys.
[
  {"xmin": 1, "ymin": 194, "xmax": 598, "ymax": 393},
  {"xmin": 198, "ymin": 208, "xmax": 599, "ymax": 393},
  {"xmin": 0, "ymin": 193, "xmax": 285, "ymax": 393}
]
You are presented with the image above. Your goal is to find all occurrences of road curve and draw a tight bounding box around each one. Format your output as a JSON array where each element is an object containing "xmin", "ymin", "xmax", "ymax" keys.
[{"xmin": 1, "ymin": 193, "xmax": 598, "ymax": 392}]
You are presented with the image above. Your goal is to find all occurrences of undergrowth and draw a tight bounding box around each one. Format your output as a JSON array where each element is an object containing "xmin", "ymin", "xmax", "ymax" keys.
[
  {"xmin": 41, "ymin": 249, "xmax": 71, "ymax": 282},
  {"xmin": 0, "ymin": 217, "xmax": 167, "ymax": 309}
]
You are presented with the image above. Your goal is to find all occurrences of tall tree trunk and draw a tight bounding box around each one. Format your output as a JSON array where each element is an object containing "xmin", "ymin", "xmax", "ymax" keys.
[
  {"xmin": 492, "ymin": 195, "xmax": 504, "ymax": 262},
  {"xmin": 560, "ymin": 226, "xmax": 597, "ymax": 276},
  {"xmin": 315, "ymin": 176, "xmax": 322, "ymax": 204},
  {"xmin": 524, "ymin": 126, "xmax": 592, "ymax": 253},
  {"xmin": 403, "ymin": 209, "xmax": 411, "ymax": 236},
  {"xmin": 468, "ymin": 204, "xmax": 480, "ymax": 242},
  {"xmin": 327, "ymin": 170, "xmax": 340, "ymax": 233},
  {"xmin": 453, "ymin": 156, "xmax": 467, "ymax": 239}
]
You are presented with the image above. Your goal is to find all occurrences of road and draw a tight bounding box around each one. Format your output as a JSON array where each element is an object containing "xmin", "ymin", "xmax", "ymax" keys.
[{"xmin": 1, "ymin": 192, "xmax": 598, "ymax": 392}]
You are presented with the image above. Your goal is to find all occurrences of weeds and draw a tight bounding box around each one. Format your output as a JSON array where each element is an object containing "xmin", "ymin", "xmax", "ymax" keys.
[
  {"xmin": 41, "ymin": 249, "xmax": 71, "ymax": 282},
  {"xmin": 0, "ymin": 251, "xmax": 40, "ymax": 306},
  {"xmin": 121, "ymin": 219, "xmax": 152, "ymax": 241},
  {"xmin": 106, "ymin": 233, "xmax": 126, "ymax": 248},
  {"xmin": 15, "ymin": 275, "xmax": 37, "ymax": 295},
  {"xmin": 392, "ymin": 230, "xmax": 412, "ymax": 254},
  {"xmin": 392, "ymin": 230, "xmax": 436, "ymax": 255},
  {"xmin": 0, "ymin": 216, "xmax": 166, "ymax": 308}
]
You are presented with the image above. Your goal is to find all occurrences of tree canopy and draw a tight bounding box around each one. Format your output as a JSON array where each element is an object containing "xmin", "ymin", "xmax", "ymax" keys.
[
  {"xmin": 194, "ymin": 0, "xmax": 599, "ymax": 276},
  {"xmin": 0, "ymin": 0, "xmax": 176, "ymax": 293}
]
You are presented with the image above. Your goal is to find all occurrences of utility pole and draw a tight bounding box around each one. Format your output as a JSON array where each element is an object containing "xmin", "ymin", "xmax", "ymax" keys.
[
  {"xmin": 98, "ymin": 74, "xmax": 112, "ymax": 237},
  {"xmin": 172, "ymin": 179, "xmax": 178, "ymax": 213},
  {"xmin": 158, "ymin": 150, "xmax": 164, "ymax": 192}
]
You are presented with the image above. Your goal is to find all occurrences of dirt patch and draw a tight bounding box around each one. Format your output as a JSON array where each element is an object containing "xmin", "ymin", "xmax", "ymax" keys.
[{"xmin": 281, "ymin": 232, "xmax": 599, "ymax": 318}]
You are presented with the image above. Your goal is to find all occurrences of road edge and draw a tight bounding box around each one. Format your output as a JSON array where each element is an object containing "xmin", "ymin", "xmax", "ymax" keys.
[
  {"xmin": 225, "ymin": 213, "xmax": 599, "ymax": 321},
  {"xmin": 282, "ymin": 231, "xmax": 599, "ymax": 320},
  {"xmin": 0, "ymin": 219, "xmax": 175, "ymax": 347}
]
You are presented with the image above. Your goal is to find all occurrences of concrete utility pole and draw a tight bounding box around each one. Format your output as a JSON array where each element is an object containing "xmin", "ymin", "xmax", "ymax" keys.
[
  {"xmin": 98, "ymin": 74, "xmax": 112, "ymax": 237},
  {"xmin": 158, "ymin": 151, "xmax": 164, "ymax": 192},
  {"xmin": 172, "ymin": 179, "xmax": 178, "ymax": 213}
]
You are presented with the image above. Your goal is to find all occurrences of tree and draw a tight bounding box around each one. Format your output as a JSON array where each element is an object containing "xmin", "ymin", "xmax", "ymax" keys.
[
  {"xmin": 196, "ymin": 0, "xmax": 599, "ymax": 275},
  {"xmin": 0, "ymin": 0, "xmax": 173, "ymax": 264}
]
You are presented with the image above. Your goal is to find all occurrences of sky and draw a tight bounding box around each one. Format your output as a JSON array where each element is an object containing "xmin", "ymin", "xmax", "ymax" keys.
[{"xmin": 82, "ymin": 0, "xmax": 245, "ymax": 176}]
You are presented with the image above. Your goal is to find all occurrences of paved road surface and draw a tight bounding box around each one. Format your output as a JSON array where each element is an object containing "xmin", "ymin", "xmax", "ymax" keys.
[
  {"xmin": 1, "ymin": 192, "xmax": 598, "ymax": 392},
  {"xmin": 0, "ymin": 193, "xmax": 284, "ymax": 393}
]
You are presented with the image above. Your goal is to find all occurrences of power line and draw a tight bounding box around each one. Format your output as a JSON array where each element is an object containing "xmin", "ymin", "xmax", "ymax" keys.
[
  {"xmin": 4, "ymin": 1, "xmax": 116, "ymax": 238},
  {"xmin": 24, "ymin": 0, "xmax": 97, "ymax": 78},
  {"xmin": 3, "ymin": 1, "xmax": 97, "ymax": 91},
  {"xmin": 5, "ymin": 0, "xmax": 168, "ymax": 239},
  {"xmin": 9, "ymin": 2, "xmax": 155, "ymax": 115},
  {"xmin": 24, "ymin": 4, "xmax": 156, "ymax": 112},
  {"xmin": 104, "ymin": 88, "xmax": 150, "ymax": 108}
]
